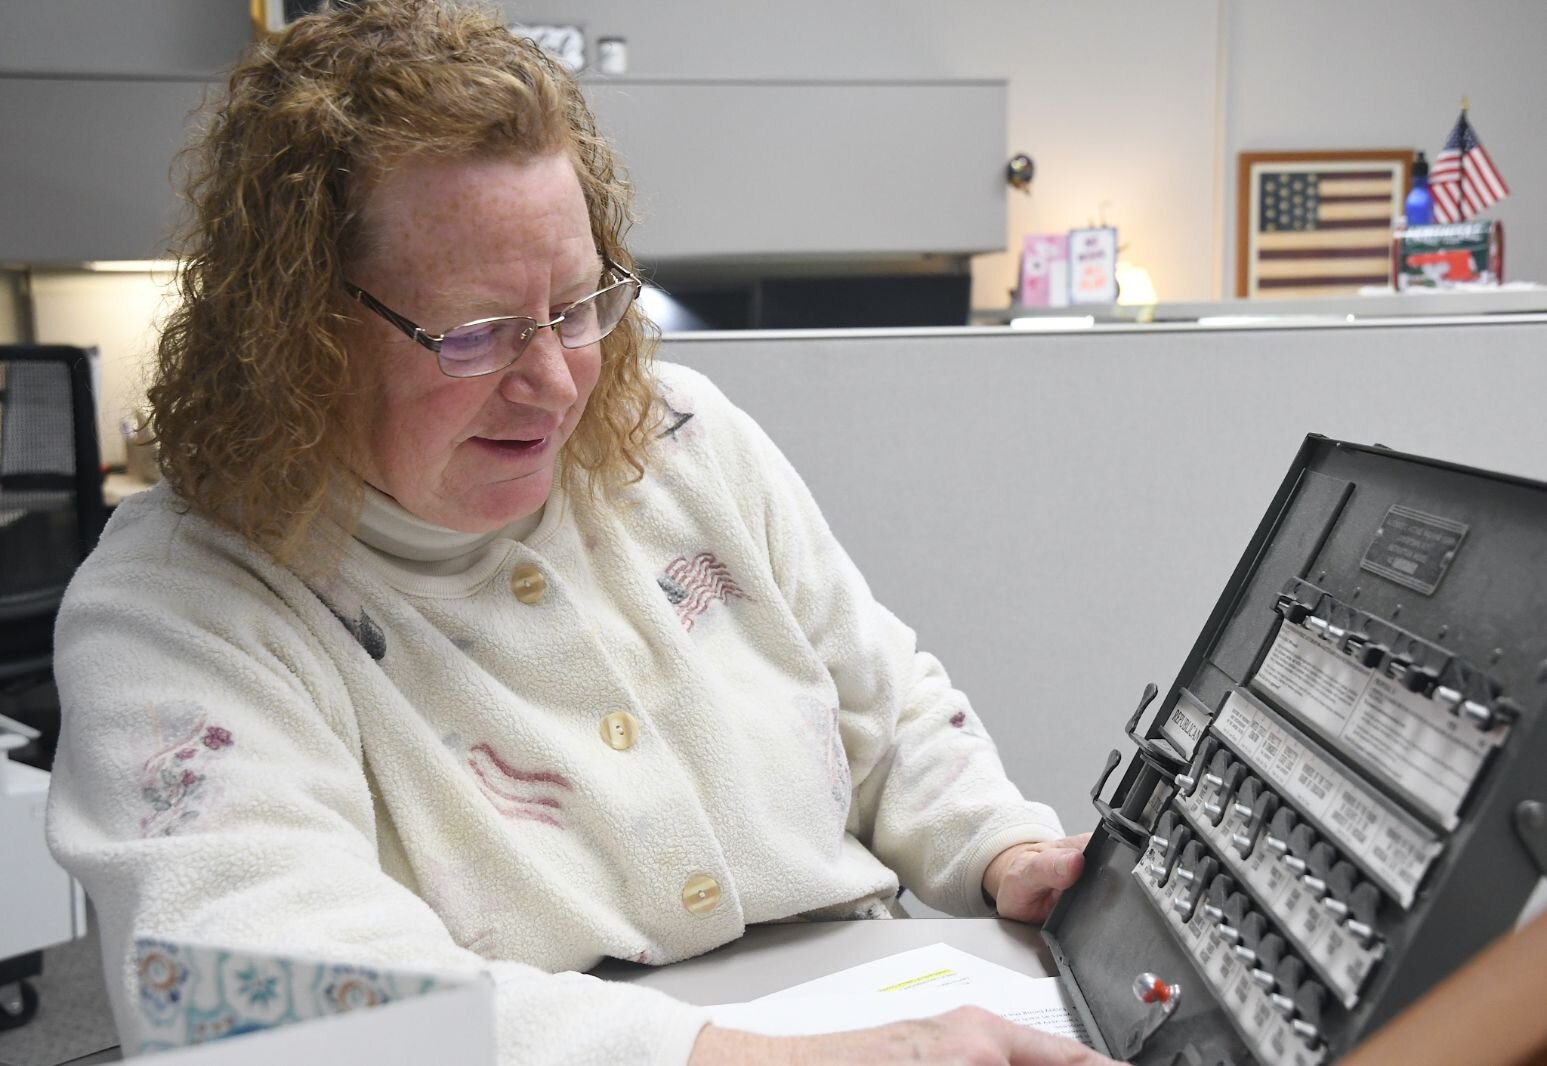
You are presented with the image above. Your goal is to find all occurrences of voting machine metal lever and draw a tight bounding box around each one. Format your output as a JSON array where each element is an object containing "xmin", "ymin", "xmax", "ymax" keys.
[
  {"xmin": 1090, "ymin": 749, "xmax": 1150, "ymax": 848},
  {"xmin": 1123, "ymin": 681, "xmax": 1188, "ymax": 774},
  {"xmin": 1118, "ymin": 972, "xmax": 1183, "ymax": 1060}
]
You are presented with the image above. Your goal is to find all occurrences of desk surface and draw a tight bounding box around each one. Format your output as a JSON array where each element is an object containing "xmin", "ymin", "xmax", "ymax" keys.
[
  {"xmin": 592, "ymin": 917, "xmax": 1055, "ymax": 1005},
  {"xmin": 53, "ymin": 918, "xmax": 1057, "ymax": 1065}
]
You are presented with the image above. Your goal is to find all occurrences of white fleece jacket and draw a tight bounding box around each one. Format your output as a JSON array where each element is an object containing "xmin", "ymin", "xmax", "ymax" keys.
[{"xmin": 46, "ymin": 362, "xmax": 1064, "ymax": 1065}]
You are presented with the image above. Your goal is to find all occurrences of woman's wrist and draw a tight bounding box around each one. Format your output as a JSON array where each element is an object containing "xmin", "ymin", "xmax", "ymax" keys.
[{"xmin": 687, "ymin": 1024, "xmax": 803, "ymax": 1066}]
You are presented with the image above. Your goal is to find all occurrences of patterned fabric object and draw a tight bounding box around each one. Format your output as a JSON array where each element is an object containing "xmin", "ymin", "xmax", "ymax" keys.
[{"xmin": 128, "ymin": 938, "xmax": 460, "ymax": 1054}]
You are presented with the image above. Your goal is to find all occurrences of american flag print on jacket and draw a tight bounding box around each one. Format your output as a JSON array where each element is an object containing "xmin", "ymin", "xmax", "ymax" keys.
[
  {"xmin": 657, "ymin": 552, "xmax": 748, "ymax": 632},
  {"xmin": 466, "ymin": 741, "xmax": 572, "ymax": 828}
]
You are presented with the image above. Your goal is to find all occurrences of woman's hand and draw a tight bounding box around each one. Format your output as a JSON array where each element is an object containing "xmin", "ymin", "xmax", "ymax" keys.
[
  {"xmin": 982, "ymin": 833, "xmax": 1093, "ymax": 923},
  {"xmin": 690, "ymin": 1007, "xmax": 1116, "ymax": 1065}
]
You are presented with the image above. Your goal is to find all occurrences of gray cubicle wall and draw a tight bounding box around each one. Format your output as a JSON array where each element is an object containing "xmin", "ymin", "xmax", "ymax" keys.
[{"xmin": 661, "ymin": 317, "xmax": 1547, "ymax": 835}]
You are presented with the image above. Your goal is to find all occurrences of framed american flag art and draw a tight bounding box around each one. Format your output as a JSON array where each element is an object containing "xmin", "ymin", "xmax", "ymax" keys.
[{"xmin": 1236, "ymin": 149, "xmax": 1414, "ymax": 299}]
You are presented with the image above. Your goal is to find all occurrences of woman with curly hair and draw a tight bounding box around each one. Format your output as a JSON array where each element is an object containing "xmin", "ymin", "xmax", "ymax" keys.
[{"xmin": 45, "ymin": 3, "xmax": 1102, "ymax": 1064}]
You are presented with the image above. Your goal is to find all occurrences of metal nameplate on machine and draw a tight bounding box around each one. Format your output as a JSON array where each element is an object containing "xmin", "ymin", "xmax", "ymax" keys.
[{"xmin": 1043, "ymin": 436, "xmax": 1547, "ymax": 1066}]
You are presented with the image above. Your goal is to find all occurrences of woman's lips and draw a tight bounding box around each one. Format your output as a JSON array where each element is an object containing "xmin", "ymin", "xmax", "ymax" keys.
[{"xmin": 469, "ymin": 435, "xmax": 551, "ymax": 460}]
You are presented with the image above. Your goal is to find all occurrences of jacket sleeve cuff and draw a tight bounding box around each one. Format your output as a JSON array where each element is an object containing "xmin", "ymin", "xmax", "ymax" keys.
[
  {"xmin": 652, "ymin": 1005, "xmax": 714, "ymax": 1066},
  {"xmin": 956, "ymin": 804, "xmax": 1067, "ymax": 917}
]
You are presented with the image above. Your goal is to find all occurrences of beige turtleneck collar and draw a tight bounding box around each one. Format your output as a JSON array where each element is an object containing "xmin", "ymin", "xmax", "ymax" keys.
[{"xmin": 352, "ymin": 483, "xmax": 546, "ymax": 577}]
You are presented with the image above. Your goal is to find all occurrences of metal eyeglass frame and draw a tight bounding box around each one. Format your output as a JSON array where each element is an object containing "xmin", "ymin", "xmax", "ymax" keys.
[{"xmin": 342, "ymin": 256, "xmax": 642, "ymax": 377}]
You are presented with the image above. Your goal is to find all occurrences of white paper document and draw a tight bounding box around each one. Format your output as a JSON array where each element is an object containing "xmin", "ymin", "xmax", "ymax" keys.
[{"xmin": 708, "ymin": 943, "xmax": 1090, "ymax": 1046}]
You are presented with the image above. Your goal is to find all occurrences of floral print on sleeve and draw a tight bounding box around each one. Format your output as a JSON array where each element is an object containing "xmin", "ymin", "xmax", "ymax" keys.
[{"xmin": 140, "ymin": 719, "xmax": 236, "ymax": 838}]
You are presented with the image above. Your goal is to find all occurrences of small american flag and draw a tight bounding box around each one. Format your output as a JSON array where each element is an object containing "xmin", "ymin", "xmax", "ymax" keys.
[
  {"xmin": 1250, "ymin": 165, "xmax": 1398, "ymax": 298},
  {"xmin": 1430, "ymin": 111, "xmax": 1509, "ymax": 223}
]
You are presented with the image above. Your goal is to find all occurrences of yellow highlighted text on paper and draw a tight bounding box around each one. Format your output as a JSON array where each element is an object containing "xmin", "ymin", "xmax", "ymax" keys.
[{"xmin": 879, "ymin": 968, "xmax": 956, "ymax": 992}]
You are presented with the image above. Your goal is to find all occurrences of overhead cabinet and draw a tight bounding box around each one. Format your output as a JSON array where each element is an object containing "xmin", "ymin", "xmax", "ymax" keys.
[
  {"xmin": 586, "ymin": 79, "xmax": 1007, "ymax": 262},
  {"xmin": 1, "ymin": 76, "xmax": 1006, "ymax": 266}
]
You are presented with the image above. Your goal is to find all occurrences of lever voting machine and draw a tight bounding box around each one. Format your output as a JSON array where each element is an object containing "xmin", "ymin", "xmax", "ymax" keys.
[{"xmin": 1044, "ymin": 435, "xmax": 1547, "ymax": 1065}]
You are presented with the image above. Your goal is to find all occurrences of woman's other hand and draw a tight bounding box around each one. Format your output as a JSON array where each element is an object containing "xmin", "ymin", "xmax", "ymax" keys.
[
  {"xmin": 982, "ymin": 833, "xmax": 1093, "ymax": 923},
  {"xmin": 690, "ymin": 1007, "xmax": 1116, "ymax": 1065}
]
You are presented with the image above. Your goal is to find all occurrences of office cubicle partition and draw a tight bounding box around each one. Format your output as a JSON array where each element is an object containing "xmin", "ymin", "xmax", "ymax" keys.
[{"xmin": 661, "ymin": 316, "xmax": 1547, "ymax": 832}]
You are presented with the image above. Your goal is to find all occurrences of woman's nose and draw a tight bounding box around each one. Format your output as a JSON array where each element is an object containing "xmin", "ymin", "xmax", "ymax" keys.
[{"xmin": 498, "ymin": 322, "xmax": 578, "ymax": 409}]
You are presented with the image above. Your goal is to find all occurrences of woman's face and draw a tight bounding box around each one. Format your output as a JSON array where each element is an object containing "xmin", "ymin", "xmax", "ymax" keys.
[{"xmin": 345, "ymin": 151, "xmax": 604, "ymax": 532}]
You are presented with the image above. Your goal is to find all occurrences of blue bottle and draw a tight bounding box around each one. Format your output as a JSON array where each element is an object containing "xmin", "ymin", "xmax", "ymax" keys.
[{"xmin": 1405, "ymin": 151, "xmax": 1433, "ymax": 226}]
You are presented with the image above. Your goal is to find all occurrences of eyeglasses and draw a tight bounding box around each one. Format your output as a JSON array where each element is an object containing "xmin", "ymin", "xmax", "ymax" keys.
[{"xmin": 343, "ymin": 257, "xmax": 642, "ymax": 379}]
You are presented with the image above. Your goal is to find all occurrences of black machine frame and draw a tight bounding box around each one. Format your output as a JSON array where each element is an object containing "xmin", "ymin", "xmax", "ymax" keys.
[{"xmin": 1043, "ymin": 435, "xmax": 1547, "ymax": 1065}]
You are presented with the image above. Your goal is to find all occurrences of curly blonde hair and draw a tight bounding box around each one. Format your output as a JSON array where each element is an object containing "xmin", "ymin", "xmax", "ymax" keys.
[{"xmin": 149, "ymin": 0, "xmax": 657, "ymax": 564}]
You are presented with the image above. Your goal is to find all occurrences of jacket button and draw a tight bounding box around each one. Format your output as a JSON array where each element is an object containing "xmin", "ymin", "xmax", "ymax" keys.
[
  {"xmin": 599, "ymin": 711, "xmax": 640, "ymax": 751},
  {"xmin": 681, "ymin": 874, "xmax": 721, "ymax": 916},
  {"xmin": 510, "ymin": 564, "xmax": 546, "ymax": 604}
]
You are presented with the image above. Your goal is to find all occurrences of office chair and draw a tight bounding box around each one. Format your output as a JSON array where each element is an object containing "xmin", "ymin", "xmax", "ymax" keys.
[
  {"xmin": 0, "ymin": 344, "xmax": 107, "ymax": 754},
  {"xmin": 0, "ymin": 345, "xmax": 106, "ymax": 1031}
]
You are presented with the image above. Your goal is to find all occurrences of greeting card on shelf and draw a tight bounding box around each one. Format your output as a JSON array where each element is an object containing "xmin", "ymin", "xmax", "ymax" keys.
[
  {"xmin": 1018, "ymin": 234, "xmax": 1070, "ymax": 308},
  {"xmin": 1067, "ymin": 227, "xmax": 1119, "ymax": 305}
]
